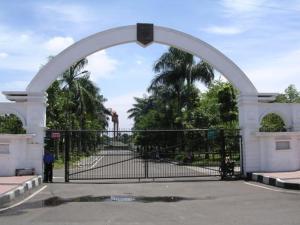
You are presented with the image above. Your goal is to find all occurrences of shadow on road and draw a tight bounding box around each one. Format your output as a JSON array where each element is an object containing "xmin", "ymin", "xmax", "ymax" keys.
[{"xmin": 0, "ymin": 194, "xmax": 213, "ymax": 217}]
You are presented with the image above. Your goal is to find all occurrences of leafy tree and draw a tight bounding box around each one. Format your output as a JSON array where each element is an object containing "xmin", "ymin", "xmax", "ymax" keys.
[
  {"xmin": 59, "ymin": 59, "xmax": 99, "ymax": 129},
  {"xmin": 197, "ymin": 81, "xmax": 225, "ymax": 127},
  {"xmin": 46, "ymin": 58, "xmax": 109, "ymax": 130},
  {"xmin": 275, "ymin": 84, "xmax": 300, "ymax": 103},
  {"xmin": 217, "ymin": 83, "xmax": 238, "ymax": 128},
  {"xmin": 46, "ymin": 80, "xmax": 68, "ymax": 129},
  {"xmin": 260, "ymin": 113, "xmax": 286, "ymax": 132},
  {"xmin": 44, "ymin": 58, "xmax": 109, "ymax": 160},
  {"xmin": 0, "ymin": 114, "xmax": 25, "ymax": 134},
  {"xmin": 134, "ymin": 47, "xmax": 216, "ymax": 130},
  {"xmin": 129, "ymin": 47, "xmax": 238, "ymax": 131},
  {"xmin": 127, "ymin": 96, "xmax": 154, "ymax": 124},
  {"xmin": 149, "ymin": 47, "xmax": 214, "ymax": 115}
]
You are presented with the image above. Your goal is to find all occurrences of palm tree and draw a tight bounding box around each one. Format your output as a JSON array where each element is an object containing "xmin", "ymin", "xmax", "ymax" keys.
[
  {"xmin": 59, "ymin": 58, "xmax": 107, "ymax": 129},
  {"xmin": 149, "ymin": 47, "xmax": 214, "ymax": 113},
  {"xmin": 127, "ymin": 96, "xmax": 153, "ymax": 123}
]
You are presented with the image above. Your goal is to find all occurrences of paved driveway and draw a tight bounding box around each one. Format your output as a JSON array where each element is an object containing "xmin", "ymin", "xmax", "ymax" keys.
[
  {"xmin": 1, "ymin": 180, "xmax": 300, "ymax": 225},
  {"xmin": 68, "ymin": 149, "xmax": 220, "ymax": 180}
]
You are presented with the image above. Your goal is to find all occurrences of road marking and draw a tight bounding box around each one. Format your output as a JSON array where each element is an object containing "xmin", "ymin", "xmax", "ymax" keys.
[
  {"xmin": 0, "ymin": 185, "xmax": 48, "ymax": 212},
  {"xmin": 244, "ymin": 182, "xmax": 300, "ymax": 194},
  {"xmin": 91, "ymin": 156, "xmax": 104, "ymax": 169}
]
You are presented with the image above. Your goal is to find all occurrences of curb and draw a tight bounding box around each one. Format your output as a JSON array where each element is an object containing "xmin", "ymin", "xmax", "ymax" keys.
[
  {"xmin": 248, "ymin": 173, "xmax": 300, "ymax": 190},
  {"xmin": 0, "ymin": 176, "xmax": 43, "ymax": 207}
]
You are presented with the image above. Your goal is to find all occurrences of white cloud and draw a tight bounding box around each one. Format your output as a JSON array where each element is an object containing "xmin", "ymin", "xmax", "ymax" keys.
[
  {"xmin": 39, "ymin": 3, "xmax": 96, "ymax": 23},
  {"xmin": 0, "ymin": 25, "xmax": 116, "ymax": 93},
  {"xmin": 0, "ymin": 25, "xmax": 76, "ymax": 72},
  {"xmin": 45, "ymin": 36, "xmax": 74, "ymax": 55},
  {"xmin": 217, "ymin": 0, "xmax": 268, "ymax": 34},
  {"xmin": 246, "ymin": 49, "xmax": 300, "ymax": 93},
  {"xmin": 0, "ymin": 52, "xmax": 8, "ymax": 59},
  {"xmin": 0, "ymin": 27, "xmax": 41, "ymax": 71},
  {"xmin": 133, "ymin": 55, "xmax": 146, "ymax": 65},
  {"xmin": 105, "ymin": 92, "xmax": 145, "ymax": 129},
  {"xmin": 20, "ymin": 34, "xmax": 30, "ymax": 41},
  {"xmin": 204, "ymin": 26, "xmax": 243, "ymax": 35},
  {"xmin": 86, "ymin": 51, "xmax": 118, "ymax": 82},
  {"xmin": 222, "ymin": 0, "xmax": 266, "ymax": 13}
]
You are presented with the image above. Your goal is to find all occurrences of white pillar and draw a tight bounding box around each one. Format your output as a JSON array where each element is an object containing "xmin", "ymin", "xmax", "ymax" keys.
[
  {"xmin": 25, "ymin": 93, "xmax": 47, "ymax": 175},
  {"xmin": 292, "ymin": 104, "xmax": 300, "ymax": 131},
  {"xmin": 238, "ymin": 94, "xmax": 260, "ymax": 173}
]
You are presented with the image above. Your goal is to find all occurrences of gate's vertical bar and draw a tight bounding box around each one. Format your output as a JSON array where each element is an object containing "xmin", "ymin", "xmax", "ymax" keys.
[
  {"xmin": 205, "ymin": 129, "xmax": 209, "ymax": 175},
  {"xmin": 144, "ymin": 147, "xmax": 149, "ymax": 178},
  {"xmin": 240, "ymin": 134, "xmax": 244, "ymax": 176},
  {"xmin": 220, "ymin": 129, "xmax": 226, "ymax": 179},
  {"xmin": 64, "ymin": 130, "xmax": 70, "ymax": 182}
]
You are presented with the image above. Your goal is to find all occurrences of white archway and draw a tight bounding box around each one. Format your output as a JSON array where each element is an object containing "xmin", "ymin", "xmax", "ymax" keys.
[
  {"xmin": 3, "ymin": 23, "xmax": 300, "ymax": 177},
  {"xmin": 27, "ymin": 25, "xmax": 257, "ymax": 95},
  {"xmin": 1, "ymin": 24, "xmax": 265, "ymax": 176}
]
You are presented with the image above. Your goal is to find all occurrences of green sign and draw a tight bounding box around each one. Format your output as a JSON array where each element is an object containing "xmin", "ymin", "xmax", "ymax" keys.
[{"xmin": 207, "ymin": 129, "xmax": 218, "ymax": 140}]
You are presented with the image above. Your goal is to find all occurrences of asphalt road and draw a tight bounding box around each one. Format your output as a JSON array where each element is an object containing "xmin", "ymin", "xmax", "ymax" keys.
[
  {"xmin": 67, "ymin": 149, "xmax": 219, "ymax": 180},
  {"xmin": 1, "ymin": 180, "xmax": 300, "ymax": 225}
]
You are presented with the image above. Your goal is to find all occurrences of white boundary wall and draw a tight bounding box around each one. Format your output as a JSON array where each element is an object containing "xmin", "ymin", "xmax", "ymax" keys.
[
  {"xmin": 0, "ymin": 134, "xmax": 43, "ymax": 176},
  {"xmin": 257, "ymin": 132, "xmax": 300, "ymax": 171}
]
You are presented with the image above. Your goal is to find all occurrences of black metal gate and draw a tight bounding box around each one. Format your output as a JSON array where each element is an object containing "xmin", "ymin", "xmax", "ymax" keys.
[{"xmin": 45, "ymin": 129, "xmax": 242, "ymax": 181}]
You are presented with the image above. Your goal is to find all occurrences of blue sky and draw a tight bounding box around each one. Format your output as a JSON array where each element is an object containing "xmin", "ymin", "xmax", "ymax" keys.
[{"xmin": 0, "ymin": 0, "xmax": 300, "ymax": 128}]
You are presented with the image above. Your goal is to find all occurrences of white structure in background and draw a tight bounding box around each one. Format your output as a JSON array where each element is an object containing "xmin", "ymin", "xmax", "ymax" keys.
[{"xmin": 0, "ymin": 24, "xmax": 299, "ymax": 176}]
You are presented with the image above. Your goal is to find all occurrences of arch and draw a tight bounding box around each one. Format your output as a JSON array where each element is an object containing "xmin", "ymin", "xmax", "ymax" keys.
[
  {"xmin": 258, "ymin": 107, "xmax": 292, "ymax": 129},
  {"xmin": 0, "ymin": 108, "xmax": 27, "ymax": 128},
  {"xmin": 259, "ymin": 112, "xmax": 287, "ymax": 132},
  {"xmin": 27, "ymin": 25, "xmax": 257, "ymax": 95},
  {"xmin": 259, "ymin": 111, "xmax": 288, "ymax": 125}
]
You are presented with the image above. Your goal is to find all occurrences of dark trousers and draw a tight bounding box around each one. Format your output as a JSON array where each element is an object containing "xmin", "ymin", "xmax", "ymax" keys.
[{"xmin": 44, "ymin": 163, "xmax": 53, "ymax": 182}]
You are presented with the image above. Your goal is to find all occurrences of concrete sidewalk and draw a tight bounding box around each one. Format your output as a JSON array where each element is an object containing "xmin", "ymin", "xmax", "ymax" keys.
[
  {"xmin": 0, "ymin": 175, "xmax": 42, "ymax": 207},
  {"xmin": 249, "ymin": 171, "xmax": 300, "ymax": 190}
]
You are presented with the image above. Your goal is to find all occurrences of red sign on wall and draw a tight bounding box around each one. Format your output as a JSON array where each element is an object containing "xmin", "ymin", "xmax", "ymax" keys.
[{"xmin": 51, "ymin": 132, "xmax": 61, "ymax": 139}]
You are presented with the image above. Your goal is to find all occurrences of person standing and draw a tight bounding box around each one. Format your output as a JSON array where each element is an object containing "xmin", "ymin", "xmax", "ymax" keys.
[{"xmin": 43, "ymin": 150, "xmax": 55, "ymax": 183}]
